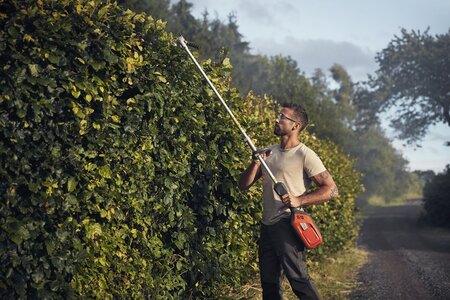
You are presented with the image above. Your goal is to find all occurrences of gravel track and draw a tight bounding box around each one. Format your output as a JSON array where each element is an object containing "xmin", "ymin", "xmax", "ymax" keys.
[{"xmin": 349, "ymin": 203, "xmax": 450, "ymax": 300}]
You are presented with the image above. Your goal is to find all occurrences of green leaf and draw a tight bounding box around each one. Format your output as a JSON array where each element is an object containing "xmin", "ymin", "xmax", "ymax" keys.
[
  {"xmin": 98, "ymin": 5, "xmax": 110, "ymax": 18},
  {"xmin": 47, "ymin": 53, "xmax": 61, "ymax": 65},
  {"xmin": 16, "ymin": 109, "xmax": 26, "ymax": 118},
  {"xmin": 10, "ymin": 225, "xmax": 30, "ymax": 245},
  {"xmin": 45, "ymin": 239, "xmax": 56, "ymax": 256},
  {"xmin": 65, "ymin": 194, "xmax": 78, "ymax": 206},
  {"xmin": 222, "ymin": 57, "xmax": 231, "ymax": 68},
  {"xmin": 67, "ymin": 177, "xmax": 77, "ymax": 192},
  {"xmin": 99, "ymin": 165, "xmax": 112, "ymax": 179},
  {"xmin": 7, "ymin": 26, "xmax": 18, "ymax": 38},
  {"xmin": 28, "ymin": 182, "xmax": 40, "ymax": 193},
  {"xmin": 28, "ymin": 64, "xmax": 39, "ymax": 76},
  {"xmin": 32, "ymin": 270, "xmax": 45, "ymax": 284},
  {"xmin": 103, "ymin": 48, "xmax": 118, "ymax": 63},
  {"xmin": 71, "ymin": 89, "xmax": 81, "ymax": 99},
  {"xmin": 176, "ymin": 260, "xmax": 183, "ymax": 271},
  {"xmin": 86, "ymin": 223, "xmax": 103, "ymax": 239}
]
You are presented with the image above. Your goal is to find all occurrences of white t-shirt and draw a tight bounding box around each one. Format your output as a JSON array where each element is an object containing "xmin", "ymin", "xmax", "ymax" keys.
[{"xmin": 261, "ymin": 143, "xmax": 326, "ymax": 225}]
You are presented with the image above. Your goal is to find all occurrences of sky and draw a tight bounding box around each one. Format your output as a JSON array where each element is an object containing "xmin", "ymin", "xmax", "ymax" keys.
[{"xmin": 183, "ymin": 0, "xmax": 450, "ymax": 173}]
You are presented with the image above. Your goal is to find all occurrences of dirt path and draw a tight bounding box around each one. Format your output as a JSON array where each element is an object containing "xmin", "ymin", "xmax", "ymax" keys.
[{"xmin": 350, "ymin": 202, "xmax": 450, "ymax": 300}]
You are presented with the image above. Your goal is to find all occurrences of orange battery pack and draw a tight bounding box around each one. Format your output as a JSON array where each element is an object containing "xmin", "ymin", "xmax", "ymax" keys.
[{"xmin": 291, "ymin": 209, "xmax": 323, "ymax": 248}]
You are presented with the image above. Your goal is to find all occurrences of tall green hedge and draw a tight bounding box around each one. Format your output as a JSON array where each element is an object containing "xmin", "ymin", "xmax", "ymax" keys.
[{"xmin": 0, "ymin": 0, "xmax": 362, "ymax": 298}]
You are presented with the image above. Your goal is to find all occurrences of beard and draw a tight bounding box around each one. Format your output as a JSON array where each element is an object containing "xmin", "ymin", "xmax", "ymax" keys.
[{"xmin": 274, "ymin": 125, "xmax": 282, "ymax": 136}]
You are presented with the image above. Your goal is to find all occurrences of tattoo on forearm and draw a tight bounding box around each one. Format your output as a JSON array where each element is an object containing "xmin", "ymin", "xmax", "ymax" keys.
[{"xmin": 330, "ymin": 186, "xmax": 338, "ymax": 199}]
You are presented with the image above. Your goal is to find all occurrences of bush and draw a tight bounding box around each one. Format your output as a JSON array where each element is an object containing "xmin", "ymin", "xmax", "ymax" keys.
[
  {"xmin": 422, "ymin": 165, "xmax": 450, "ymax": 227},
  {"xmin": 0, "ymin": 0, "xmax": 362, "ymax": 298}
]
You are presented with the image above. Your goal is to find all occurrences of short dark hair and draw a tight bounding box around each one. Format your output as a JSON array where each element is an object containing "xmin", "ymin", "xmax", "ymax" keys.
[{"xmin": 283, "ymin": 103, "xmax": 308, "ymax": 131}]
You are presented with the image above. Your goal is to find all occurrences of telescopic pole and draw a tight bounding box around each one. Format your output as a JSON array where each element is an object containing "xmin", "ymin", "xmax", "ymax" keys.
[{"xmin": 176, "ymin": 36, "xmax": 281, "ymax": 188}]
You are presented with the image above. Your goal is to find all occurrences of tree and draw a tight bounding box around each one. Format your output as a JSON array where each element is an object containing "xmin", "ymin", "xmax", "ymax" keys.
[
  {"xmin": 310, "ymin": 66, "xmax": 419, "ymax": 200},
  {"xmin": 414, "ymin": 169, "xmax": 436, "ymax": 185},
  {"xmin": 351, "ymin": 126, "xmax": 411, "ymax": 199},
  {"xmin": 369, "ymin": 28, "xmax": 450, "ymax": 144},
  {"xmin": 309, "ymin": 64, "xmax": 363, "ymax": 143},
  {"xmin": 330, "ymin": 64, "xmax": 357, "ymax": 127}
]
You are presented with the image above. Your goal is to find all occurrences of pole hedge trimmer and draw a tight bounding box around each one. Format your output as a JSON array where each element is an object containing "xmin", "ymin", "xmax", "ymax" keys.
[{"xmin": 176, "ymin": 36, "xmax": 322, "ymax": 248}]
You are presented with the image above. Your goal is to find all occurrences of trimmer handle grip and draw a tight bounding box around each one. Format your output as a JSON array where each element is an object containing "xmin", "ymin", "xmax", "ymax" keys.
[
  {"xmin": 274, "ymin": 182, "xmax": 288, "ymax": 198},
  {"xmin": 252, "ymin": 147, "xmax": 272, "ymax": 160}
]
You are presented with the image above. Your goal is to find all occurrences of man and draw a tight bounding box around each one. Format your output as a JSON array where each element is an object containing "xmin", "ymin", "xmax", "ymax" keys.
[{"xmin": 238, "ymin": 103, "xmax": 338, "ymax": 300}]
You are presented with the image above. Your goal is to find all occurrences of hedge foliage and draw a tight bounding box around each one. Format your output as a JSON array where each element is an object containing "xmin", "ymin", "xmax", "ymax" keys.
[
  {"xmin": 422, "ymin": 166, "xmax": 450, "ymax": 227},
  {"xmin": 0, "ymin": 0, "xmax": 362, "ymax": 298}
]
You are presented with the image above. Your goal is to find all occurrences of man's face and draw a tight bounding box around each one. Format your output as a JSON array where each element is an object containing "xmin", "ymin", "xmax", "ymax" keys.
[{"xmin": 274, "ymin": 107, "xmax": 301, "ymax": 136}]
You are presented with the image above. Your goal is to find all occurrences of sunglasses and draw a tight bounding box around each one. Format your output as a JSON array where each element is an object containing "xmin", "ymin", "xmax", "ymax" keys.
[{"xmin": 278, "ymin": 113, "xmax": 299, "ymax": 123}]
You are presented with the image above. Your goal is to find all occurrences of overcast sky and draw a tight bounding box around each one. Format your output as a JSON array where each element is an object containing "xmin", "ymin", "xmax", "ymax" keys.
[{"xmin": 183, "ymin": 0, "xmax": 450, "ymax": 173}]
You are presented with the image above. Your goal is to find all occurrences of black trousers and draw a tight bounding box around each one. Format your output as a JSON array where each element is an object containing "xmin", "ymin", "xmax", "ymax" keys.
[{"xmin": 259, "ymin": 218, "xmax": 321, "ymax": 300}]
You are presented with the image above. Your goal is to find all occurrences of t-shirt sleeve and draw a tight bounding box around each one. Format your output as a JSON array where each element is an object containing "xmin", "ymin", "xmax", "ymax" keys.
[{"xmin": 303, "ymin": 148, "xmax": 326, "ymax": 178}]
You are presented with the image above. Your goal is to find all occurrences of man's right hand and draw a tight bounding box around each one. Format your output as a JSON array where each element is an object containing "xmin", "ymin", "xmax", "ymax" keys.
[{"xmin": 252, "ymin": 148, "xmax": 272, "ymax": 164}]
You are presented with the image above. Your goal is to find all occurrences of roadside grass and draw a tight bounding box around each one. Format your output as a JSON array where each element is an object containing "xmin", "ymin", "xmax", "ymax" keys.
[
  {"xmin": 230, "ymin": 246, "xmax": 368, "ymax": 299},
  {"xmin": 363, "ymin": 192, "xmax": 423, "ymax": 208},
  {"xmin": 308, "ymin": 246, "xmax": 368, "ymax": 300},
  {"xmin": 367, "ymin": 195, "xmax": 406, "ymax": 207}
]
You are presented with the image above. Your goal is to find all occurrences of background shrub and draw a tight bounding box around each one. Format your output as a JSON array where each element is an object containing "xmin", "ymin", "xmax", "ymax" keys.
[
  {"xmin": 0, "ymin": 0, "xmax": 362, "ymax": 298},
  {"xmin": 422, "ymin": 165, "xmax": 450, "ymax": 227}
]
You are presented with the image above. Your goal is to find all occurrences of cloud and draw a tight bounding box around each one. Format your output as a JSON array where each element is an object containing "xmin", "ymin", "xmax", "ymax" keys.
[
  {"xmin": 236, "ymin": 0, "xmax": 300, "ymax": 27},
  {"xmin": 426, "ymin": 126, "xmax": 450, "ymax": 142},
  {"xmin": 408, "ymin": 159, "xmax": 447, "ymax": 173},
  {"xmin": 251, "ymin": 36, "xmax": 378, "ymax": 82},
  {"xmin": 237, "ymin": 0, "xmax": 274, "ymax": 25}
]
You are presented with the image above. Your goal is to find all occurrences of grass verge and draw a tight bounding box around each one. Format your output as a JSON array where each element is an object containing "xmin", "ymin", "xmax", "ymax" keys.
[
  {"xmin": 365, "ymin": 193, "xmax": 423, "ymax": 208},
  {"xmin": 307, "ymin": 246, "xmax": 368, "ymax": 300}
]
